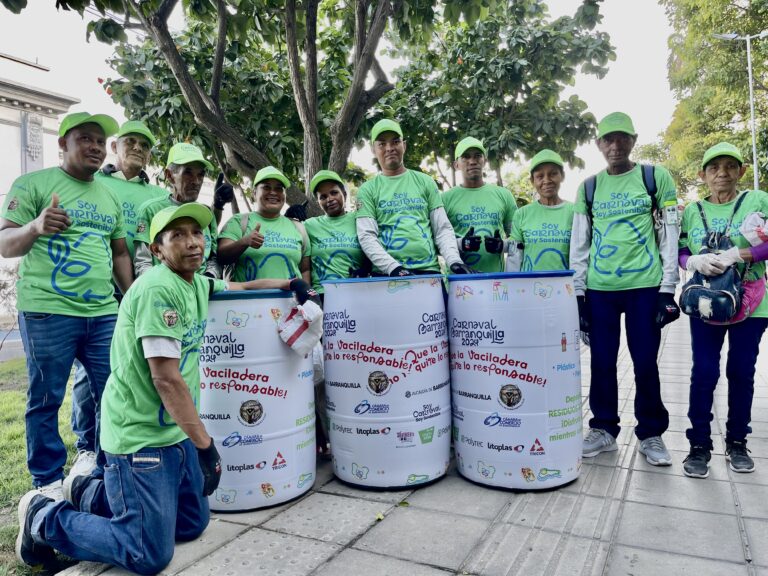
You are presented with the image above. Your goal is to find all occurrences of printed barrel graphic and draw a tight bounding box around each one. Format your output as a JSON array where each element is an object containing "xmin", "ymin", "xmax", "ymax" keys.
[
  {"xmin": 448, "ymin": 272, "xmax": 582, "ymax": 489},
  {"xmin": 199, "ymin": 290, "xmax": 316, "ymax": 511},
  {"xmin": 322, "ymin": 276, "xmax": 451, "ymax": 488}
]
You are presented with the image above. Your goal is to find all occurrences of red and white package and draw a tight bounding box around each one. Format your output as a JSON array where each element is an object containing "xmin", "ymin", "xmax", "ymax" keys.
[
  {"xmin": 277, "ymin": 300, "xmax": 323, "ymax": 357},
  {"xmin": 740, "ymin": 212, "xmax": 768, "ymax": 246}
]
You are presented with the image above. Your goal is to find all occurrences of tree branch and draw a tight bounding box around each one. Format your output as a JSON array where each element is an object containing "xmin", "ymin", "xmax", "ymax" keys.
[
  {"xmin": 210, "ymin": 0, "xmax": 228, "ymax": 108},
  {"xmin": 285, "ymin": 0, "xmax": 312, "ymax": 129},
  {"xmin": 305, "ymin": 0, "xmax": 319, "ymax": 127},
  {"xmin": 125, "ymin": 0, "xmax": 270, "ymax": 176},
  {"xmin": 156, "ymin": 0, "xmax": 177, "ymax": 23},
  {"xmin": 432, "ymin": 152, "xmax": 451, "ymax": 189}
]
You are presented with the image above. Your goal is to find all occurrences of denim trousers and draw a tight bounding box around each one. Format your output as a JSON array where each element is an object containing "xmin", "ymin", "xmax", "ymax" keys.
[
  {"xmin": 18, "ymin": 312, "xmax": 116, "ymax": 486},
  {"xmin": 71, "ymin": 360, "xmax": 96, "ymax": 453},
  {"xmin": 587, "ymin": 287, "xmax": 669, "ymax": 440},
  {"xmin": 687, "ymin": 316, "xmax": 768, "ymax": 450},
  {"xmin": 33, "ymin": 439, "xmax": 209, "ymax": 576}
]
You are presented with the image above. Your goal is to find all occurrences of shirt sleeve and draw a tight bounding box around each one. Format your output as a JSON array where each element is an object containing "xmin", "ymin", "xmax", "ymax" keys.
[
  {"xmin": 2, "ymin": 175, "xmax": 40, "ymax": 226},
  {"xmin": 510, "ymin": 207, "xmax": 523, "ymax": 243},
  {"xmin": 355, "ymin": 181, "xmax": 377, "ymax": 220},
  {"xmin": 503, "ymin": 190, "xmax": 517, "ymax": 236},
  {"xmin": 134, "ymin": 200, "xmax": 153, "ymax": 244},
  {"xmin": 219, "ymin": 214, "xmax": 245, "ymax": 241},
  {"xmin": 134, "ymin": 287, "xmax": 185, "ymax": 340},
  {"xmin": 573, "ymin": 182, "xmax": 588, "ymax": 215},
  {"xmin": 654, "ymin": 166, "xmax": 677, "ymax": 208},
  {"xmin": 142, "ymin": 336, "xmax": 182, "ymax": 359},
  {"xmin": 110, "ymin": 191, "xmax": 127, "ymax": 240},
  {"xmin": 424, "ymin": 175, "xmax": 443, "ymax": 212}
]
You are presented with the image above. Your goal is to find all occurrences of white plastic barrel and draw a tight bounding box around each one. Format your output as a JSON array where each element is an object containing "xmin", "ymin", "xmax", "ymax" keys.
[
  {"xmin": 199, "ymin": 290, "xmax": 316, "ymax": 511},
  {"xmin": 448, "ymin": 272, "xmax": 582, "ymax": 489},
  {"xmin": 322, "ymin": 276, "xmax": 451, "ymax": 488}
]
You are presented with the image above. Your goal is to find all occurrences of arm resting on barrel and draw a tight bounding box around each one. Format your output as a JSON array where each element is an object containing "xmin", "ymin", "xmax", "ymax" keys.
[
  {"xmin": 569, "ymin": 213, "xmax": 591, "ymax": 296},
  {"xmin": 356, "ymin": 216, "xmax": 402, "ymax": 275}
]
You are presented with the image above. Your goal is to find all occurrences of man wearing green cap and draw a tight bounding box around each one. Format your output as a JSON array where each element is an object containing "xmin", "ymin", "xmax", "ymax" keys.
[
  {"xmin": 134, "ymin": 142, "xmax": 221, "ymax": 279},
  {"xmin": 571, "ymin": 111, "xmax": 680, "ymax": 466},
  {"xmin": 678, "ymin": 142, "xmax": 768, "ymax": 478},
  {"xmin": 16, "ymin": 205, "xmax": 306, "ymax": 574},
  {"xmin": 0, "ymin": 112, "xmax": 133, "ymax": 501},
  {"xmin": 442, "ymin": 137, "xmax": 517, "ymax": 273},
  {"xmin": 507, "ymin": 149, "xmax": 574, "ymax": 271},
  {"xmin": 67, "ymin": 120, "xmax": 169, "ymax": 483},
  {"xmin": 356, "ymin": 119, "xmax": 473, "ymax": 276}
]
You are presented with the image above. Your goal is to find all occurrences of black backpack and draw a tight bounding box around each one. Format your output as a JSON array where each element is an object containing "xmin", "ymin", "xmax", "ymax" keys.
[{"xmin": 679, "ymin": 193, "xmax": 749, "ymax": 324}]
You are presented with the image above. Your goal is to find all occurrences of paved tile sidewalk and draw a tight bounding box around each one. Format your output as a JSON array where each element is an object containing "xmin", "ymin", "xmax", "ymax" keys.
[{"xmin": 61, "ymin": 319, "xmax": 768, "ymax": 575}]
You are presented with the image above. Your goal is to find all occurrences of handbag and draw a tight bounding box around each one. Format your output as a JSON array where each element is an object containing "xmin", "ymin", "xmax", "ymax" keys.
[{"xmin": 680, "ymin": 193, "xmax": 754, "ymax": 324}]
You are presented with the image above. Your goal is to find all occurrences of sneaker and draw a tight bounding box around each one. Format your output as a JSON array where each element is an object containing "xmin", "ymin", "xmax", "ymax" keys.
[
  {"xmin": 16, "ymin": 490, "xmax": 57, "ymax": 568},
  {"xmin": 63, "ymin": 472, "xmax": 90, "ymax": 509},
  {"xmin": 726, "ymin": 440, "xmax": 755, "ymax": 473},
  {"xmin": 582, "ymin": 428, "xmax": 618, "ymax": 457},
  {"xmin": 38, "ymin": 480, "xmax": 63, "ymax": 502},
  {"xmin": 683, "ymin": 446, "xmax": 711, "ymax": 479},
  {"xmin": 638, "ymin": 436, "xmax": 672, "ymax": 466},
  {"xmin": 69, "ymin": 450, "xmax": 97, "ymax": 478}
]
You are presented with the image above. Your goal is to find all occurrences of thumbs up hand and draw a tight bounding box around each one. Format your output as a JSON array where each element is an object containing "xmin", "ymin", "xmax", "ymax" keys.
[
  {"xmin": 245, "ymin": 222, "xmax": 264, "ymax": 249},
  {"xmin": 484, "ymin": 230, "xmax": 505, "ymax": 254},
  {"xmin": 460, "ymin": 226, "xmax": 481, "ymax": 252},
  {"xmin": 34, "ymin": 193, "xmax": 71, "ymax": 236}
]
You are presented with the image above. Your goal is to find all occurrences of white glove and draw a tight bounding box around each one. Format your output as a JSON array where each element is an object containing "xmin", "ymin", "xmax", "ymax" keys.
[
  {"xmin": 713, "ymin": 246, "xmax": 744, "ymax": 268},
  {"xmin": 686, "ymin": 253, "xmax": 727, "ymax": 276}
]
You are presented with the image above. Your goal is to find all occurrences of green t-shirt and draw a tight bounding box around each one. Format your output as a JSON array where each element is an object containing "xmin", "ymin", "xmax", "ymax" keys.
[
  {"xmin": 442, "ymin": 184, "xmax": 517, "ymax": 272},
  {"xmin": 574, "ymin": 164, "xmax": 676, "ymax": 291},
  {"xmin": 219, "ymin": 213, "xmax": 308, "ymax": 281},
  {"xmin": 2, "ymin": 167, "xmax": 126, "ymax": 316},
  {"xmin": 95, "ymin": 171, "xmax": 166, "ymax": 260},
  {"xmin": 100, "ymin": 264, "xmax": 226, "ymax": 454},
  {"xmin": 680, "ymin": 190, "xmax": 768, "ymax": 318},
  {"xmin": 304, "ymin": 212, "xmax": 365, "ymax": 293},
  {"xmin": 135, "ymin": 195, "xmax": 217, "ymax": 275},
  {"xmin": 510, "ymin": 200, "xmax": 575, "ymax": 271},
  {"xmin": 356, "ymin": 170, "xmax": 443, "ymax": 272}
]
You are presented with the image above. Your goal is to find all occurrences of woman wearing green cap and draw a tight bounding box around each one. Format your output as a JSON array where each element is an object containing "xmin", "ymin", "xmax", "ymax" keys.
[
  {"xmin": 677, "ymin": 142, "xmax": 768, "ymax": 479},
  {"xmin": 507, "ymin": 149, "xmax": 574, "ymax": 271},
  {"xmin": 304, "ymin": 170, "xmax": 370, "ymax": 298},
  {"xmin": 217, "ymin": 166, "xmax": 310, "ymax": 283}
]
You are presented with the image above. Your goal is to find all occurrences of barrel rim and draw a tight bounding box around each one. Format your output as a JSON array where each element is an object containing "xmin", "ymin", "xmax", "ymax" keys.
[
  {"xmin": 210, "ymin": 289, "xmax": 293, "ymax": 301},
  {"xmin": 447, "ymin": 270, "xmax": 574, "ymax": 281},
  {"xmin": 321, "ymin": 274, "xmax": 444, "ymax": 285}
]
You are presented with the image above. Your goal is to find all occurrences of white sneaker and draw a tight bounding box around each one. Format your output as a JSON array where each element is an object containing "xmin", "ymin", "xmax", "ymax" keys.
[
  {"xmin": 582, "ymin": 428, "xmax": 618, "ymax": 457},
  {"xmin": 69, "ymin": 451, "xmax": 97, "ymax": 478},
  {"xmin": 37, "ymin": 480, "xmax": 63, "ymax": 502}
]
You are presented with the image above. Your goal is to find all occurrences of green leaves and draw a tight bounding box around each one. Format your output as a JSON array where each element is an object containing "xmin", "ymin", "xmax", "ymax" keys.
[
  {"xmin": 86, "ymin": 17, "xmax": 128, "ymax": 43},
  {"xmin": 0, "ymin": 0, "xmax": 28, "ymax": 14}
]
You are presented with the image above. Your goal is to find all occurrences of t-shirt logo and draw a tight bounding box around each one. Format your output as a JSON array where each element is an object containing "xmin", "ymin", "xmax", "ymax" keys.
[
  {"xmin": 137, "ymin": 222, "xmax": 146, "ymax": 233},
  {"xmin": 163, "ymin": 310, "xmax": 179, "ymax": 327},
  {"xmin": 7, "ymin": 198, "xmax": 18, "ymax": 211}
]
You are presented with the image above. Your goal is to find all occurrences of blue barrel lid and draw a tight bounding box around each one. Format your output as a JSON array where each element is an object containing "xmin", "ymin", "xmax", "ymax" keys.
[
  {"xmin": 447, "ymin": 270, "xmax": 574, "ymax": 281},
  {"xmin": 321, "ymin": 274, "xmax": 443, "ymax": 285},
  {"xmin": 210, "ymin": 289, "xmax": 293, "ymax": 301}
]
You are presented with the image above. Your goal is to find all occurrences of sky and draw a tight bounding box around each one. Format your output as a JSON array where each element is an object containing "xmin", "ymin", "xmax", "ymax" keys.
[{"xmin": 0, "ymin": 0, "xmax": 677, "ymax": 201}]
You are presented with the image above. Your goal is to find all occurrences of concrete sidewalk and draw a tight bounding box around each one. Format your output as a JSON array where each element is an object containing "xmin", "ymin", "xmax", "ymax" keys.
[{"xmin": 62, "ymin": 319, "xmax": 768, "ymax": 576}]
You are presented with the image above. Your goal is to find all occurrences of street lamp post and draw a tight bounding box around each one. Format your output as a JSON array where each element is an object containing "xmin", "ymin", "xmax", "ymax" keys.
[{"xmin": 713, "ymin": 31, "xmax": 768, "ymax": 190}]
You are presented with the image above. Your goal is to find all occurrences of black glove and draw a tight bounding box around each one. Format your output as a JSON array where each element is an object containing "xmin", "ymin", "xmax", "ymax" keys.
[
  {"xmin": 460, "ymin": 227, "xmax": 482, "ymax": 252},
  {"xmin": 577, "ymin": 295, "xmax": 590, "ymax": 333},
  {"xmin": 289, "ymin": 278, "xmax": 320, "ymax": 305},
  {"xmin": 484, "ymin": 230, "xmax": 505, "ymax": 254},
  {"xmin": 285, "ymin": 201, "xmax": 309, "ymax": 222},
  {"xmin": 196, "ymin": 439, "xmax": 222, "ymax": 497},
  {"xmin": 655, "ymin": 292, "xmax": 680, "ymax": 328},
  {"xmin": 450, "ymin": 262, "xmax": 476, "ymax": 274},
  {"xmin": 349, "ymin": 266, "xmax": 370, "ymax": 279},
  {"xmin": 213, "ymin": 173, "xmax": 235, "ymax": 209},
  {"xmin": 390, "ymin": 266, "xmax": 413, "ymax": 277}
]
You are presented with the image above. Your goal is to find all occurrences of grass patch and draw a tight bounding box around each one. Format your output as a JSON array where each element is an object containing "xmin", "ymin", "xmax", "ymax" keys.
[{"xmin": 0, "ymin": 360, "xmax": 76, "ymax": 575}]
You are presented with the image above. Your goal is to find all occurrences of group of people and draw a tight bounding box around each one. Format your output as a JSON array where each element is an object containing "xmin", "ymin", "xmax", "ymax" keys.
[{"xmin": 2, "ymin": 108, "xmax": 766, "ymax": 573}]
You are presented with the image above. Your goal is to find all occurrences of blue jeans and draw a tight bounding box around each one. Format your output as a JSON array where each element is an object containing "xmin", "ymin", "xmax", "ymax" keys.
[
  {"xmin": 18, "ymin": 312, "xmax": 116, "ymax": 486},
  {"xmin": 587, "ymin": 287, "xmax": 669, "ymax": 440},
  {"xmin": 687, "ymin": 316, "xmax": 768, "ymax": 450},
  {"xmin": 71, "ymin": 360, "xmax": 96, "ymax": 453},
  {"xmin": 33, "ymin": 439, "xmax": 209, "ymax": 575}
]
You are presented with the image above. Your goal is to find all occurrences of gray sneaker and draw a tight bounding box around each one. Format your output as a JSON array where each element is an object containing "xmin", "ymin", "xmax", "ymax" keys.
[
  {"xmin": 583, "ymin": 428, "xmax": 618, "ymax": 457},
  {"xmin": 639, "ymin": 436, "xmax": 672, "ymax": 466}
]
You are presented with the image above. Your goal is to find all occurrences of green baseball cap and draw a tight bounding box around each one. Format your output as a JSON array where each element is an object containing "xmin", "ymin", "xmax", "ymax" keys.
[
  {"xmin": 117, "ymin": 120, "xmax": 157, "ymax": 147},
  {"xmin": 370, "ymin": 119, "xmax": 403, "ymax": 142},
  {"xmin": 454, "ymin": 137, "xmax": 487, "ymax": 160},
  {"xmin": 254, "ymin": 165, "xmax": 290, "ymax": 188},
  {"xmin": 58, "ymin": 112, "xmax": 119, "ymax": 138},
  {"xmin": 309, "ymin": 170, "xmax": 345, "ymax": 195},
  {"xmin": 596, "ymin": 112, "xmax": 637, "ymax": 139},
  {"xmin": 529, "ymin": 149, "xmax": 564, "ymax": 173},
  {"xmin": 701, "ymin": 142, "xmax": 744, "ymax": 169},
  {"xmin": 149, "ymin": 203, "xmax": 213, "ymax": 243},
  {"xmin": 166, "ymin": 142, "xmax": 213, "ymax": 171}
]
